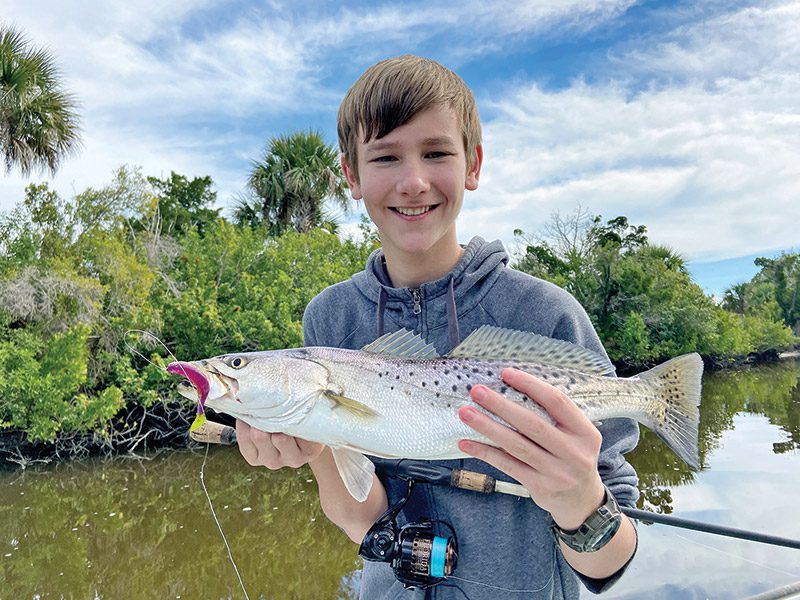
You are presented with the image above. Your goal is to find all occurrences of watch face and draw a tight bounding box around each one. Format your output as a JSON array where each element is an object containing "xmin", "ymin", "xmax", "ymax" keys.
[{"xmin": 587, "ymin": 515, "xmax": 621, "ymax": 551}]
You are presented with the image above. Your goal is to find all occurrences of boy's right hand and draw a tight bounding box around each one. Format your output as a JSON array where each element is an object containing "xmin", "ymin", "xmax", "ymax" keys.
[{"xmin": 236, "ymin": 419, "xmax": 325, "ymax": 469}]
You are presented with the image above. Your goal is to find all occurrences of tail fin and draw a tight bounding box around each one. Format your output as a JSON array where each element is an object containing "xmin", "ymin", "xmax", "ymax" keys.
[{"xmin": 639, "ymin": 353, "xmax": 704, "ymax": 469}]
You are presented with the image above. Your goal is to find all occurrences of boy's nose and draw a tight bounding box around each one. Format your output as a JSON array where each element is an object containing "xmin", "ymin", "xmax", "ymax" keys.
[{"xmin": 395, "ymin": 160, "xmax": 431, "ymax": 196}]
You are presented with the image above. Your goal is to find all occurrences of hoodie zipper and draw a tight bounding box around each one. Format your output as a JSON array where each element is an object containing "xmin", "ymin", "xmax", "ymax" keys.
[{"xmin": 411, "ymin": 288, "xmax": 422, "ymax": 315}]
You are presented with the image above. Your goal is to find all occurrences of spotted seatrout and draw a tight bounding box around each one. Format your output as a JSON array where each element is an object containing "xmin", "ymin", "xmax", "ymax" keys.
[{"xmin": 168, "ymin": 325, "xmax": 702, "ymax": 501}]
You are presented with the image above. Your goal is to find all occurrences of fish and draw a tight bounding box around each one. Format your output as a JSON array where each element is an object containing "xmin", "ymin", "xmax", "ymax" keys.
[{"xmin": 167, "ymin": 325, "xmax": 703, "ymax": 502}]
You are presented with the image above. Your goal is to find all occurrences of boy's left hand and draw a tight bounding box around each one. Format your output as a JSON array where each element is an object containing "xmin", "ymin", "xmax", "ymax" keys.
[{"xmin": 458, "ymin": 367, "xmax": 606, "ymax": 531}]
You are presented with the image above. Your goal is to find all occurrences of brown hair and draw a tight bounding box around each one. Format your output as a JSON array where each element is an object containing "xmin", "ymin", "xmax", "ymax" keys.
[{"xmin": 338, "ymin": 55, "xmax": 481, "ymax": 180}]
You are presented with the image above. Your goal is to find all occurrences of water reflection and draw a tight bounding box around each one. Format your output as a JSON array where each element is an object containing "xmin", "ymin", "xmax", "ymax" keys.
[
  {"xmin": 616, "ymin": 358, "xmax": 800, "ymax": 599},
  {"xmin": 0, "ymin": 449, "xmax": 360, "ymax": 599},
  {"xmin": 1, "ymin": 359, "xmax": 799, "ymax": 599}
]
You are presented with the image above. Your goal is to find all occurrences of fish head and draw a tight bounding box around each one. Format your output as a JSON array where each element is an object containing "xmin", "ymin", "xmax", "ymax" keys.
[{"xmin": 168, "ymin": 349, "xmax": 327, "ymax": 428}]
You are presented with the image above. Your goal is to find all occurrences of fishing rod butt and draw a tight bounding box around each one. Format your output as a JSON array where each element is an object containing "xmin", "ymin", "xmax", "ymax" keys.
[{"xmin": 190, "ymin": 420, "xmax": 237, "ymax": 445}]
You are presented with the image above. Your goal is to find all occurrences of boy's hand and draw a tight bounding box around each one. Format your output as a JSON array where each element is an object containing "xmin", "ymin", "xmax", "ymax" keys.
[
  {"xmin": 457, "ymin": 368, "xmax": 606, "ymax": 531},
  {"xmin": 236, "ymin": 420, "xmax": 325, "ymax": 469}
]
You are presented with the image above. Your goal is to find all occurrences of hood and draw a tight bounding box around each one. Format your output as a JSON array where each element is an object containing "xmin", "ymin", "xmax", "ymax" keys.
[{"xmin": 351, "ymin": 236, "xmax": 509, "ymax": 349}]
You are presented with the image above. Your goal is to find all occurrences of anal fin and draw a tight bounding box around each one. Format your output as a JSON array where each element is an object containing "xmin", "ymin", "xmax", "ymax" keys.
[{"xmin": 331, "ymin": 448, "xmax": 375, "ymax": 502}]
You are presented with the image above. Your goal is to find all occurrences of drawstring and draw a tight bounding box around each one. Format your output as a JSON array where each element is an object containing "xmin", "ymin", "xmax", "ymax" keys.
[
  {"xmin": 376, "ymin": 276, "xmax": 460, "ymax": 349},
  {"xmin": 446, "ymin": 275, "xmax": 460, "ymax": 349},
  {"xmin": 377, "ymin": 287, "xmax": 387, "ymax": 338}
]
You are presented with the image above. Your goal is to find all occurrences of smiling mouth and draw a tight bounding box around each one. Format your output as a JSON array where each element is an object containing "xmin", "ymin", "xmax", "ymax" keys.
[{"xmin": 391, "ymin": 205, "xmax": 438, "ymax": 216}]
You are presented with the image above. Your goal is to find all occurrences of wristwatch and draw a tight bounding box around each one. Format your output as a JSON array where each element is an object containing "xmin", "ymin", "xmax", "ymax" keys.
[{"xmin": 553, "ymin": 484, "xmax": 622, "ymax": 553}]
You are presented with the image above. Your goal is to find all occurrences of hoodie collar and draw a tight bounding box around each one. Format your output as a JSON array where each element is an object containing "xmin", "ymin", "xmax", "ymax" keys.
[{"xmin": 353, "ymin": 236, "xmax": 509, "ymax": 347}]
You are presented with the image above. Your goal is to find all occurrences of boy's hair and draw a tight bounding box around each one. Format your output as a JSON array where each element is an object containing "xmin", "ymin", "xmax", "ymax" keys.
[{"xmin": 338, "ymin": 55, "xmax": 481, "ymax": 181}]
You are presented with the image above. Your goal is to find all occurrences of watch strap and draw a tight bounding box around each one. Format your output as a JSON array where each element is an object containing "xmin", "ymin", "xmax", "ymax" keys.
[{"xmin": 553, "ymin": 484, "xmax": 622, "ymax": 553}]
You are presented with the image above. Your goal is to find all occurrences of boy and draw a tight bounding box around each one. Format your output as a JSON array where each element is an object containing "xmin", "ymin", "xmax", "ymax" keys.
[{"xmin": 237, "ymin": 55, "xmax": 639, "ymax": 599}]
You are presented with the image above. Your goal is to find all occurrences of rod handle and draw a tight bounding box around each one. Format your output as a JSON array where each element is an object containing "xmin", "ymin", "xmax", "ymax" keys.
[{"xmin": 190, "ymin": 420, "xmax": 237, "ymax": 445}]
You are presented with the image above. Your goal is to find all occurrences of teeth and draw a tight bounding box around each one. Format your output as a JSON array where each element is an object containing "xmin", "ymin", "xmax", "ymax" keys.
[{"xmin": 394, "ymin": 206, "xmax": 433, "ymax": 216}]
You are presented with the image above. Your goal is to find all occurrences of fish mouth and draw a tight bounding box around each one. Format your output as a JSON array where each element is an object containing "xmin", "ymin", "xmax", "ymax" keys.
[{"xmin": 167, "ymin": 361, "xmax": 239, "ymax": 411}]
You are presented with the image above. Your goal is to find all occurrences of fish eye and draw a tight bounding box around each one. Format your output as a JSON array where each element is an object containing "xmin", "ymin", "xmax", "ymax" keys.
[{"xmin": 227, "ymin": 356, "xmax": 247, "ymax": 369}]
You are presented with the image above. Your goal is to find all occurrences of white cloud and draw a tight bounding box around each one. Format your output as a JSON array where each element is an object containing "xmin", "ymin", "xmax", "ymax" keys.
[{"xmin": 466, "ymin": 3, "xmax": 800, "ymax": 262}]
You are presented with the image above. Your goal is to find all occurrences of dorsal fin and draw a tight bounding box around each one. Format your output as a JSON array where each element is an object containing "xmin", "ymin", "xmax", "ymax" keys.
[
  {"xmin": 447, "ymin": 325, "xmax": 615, "ymax": 376},
  {"xmin": 361, "ymin": 329, "xmax": 440, "ymax": 359}
]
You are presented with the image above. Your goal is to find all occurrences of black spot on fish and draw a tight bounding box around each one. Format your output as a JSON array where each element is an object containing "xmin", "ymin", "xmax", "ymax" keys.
[
  {"xmin": 390, "ymin": 386, "xmax": 395, "ymax": 391},
  {"xmin": 421, "ymin": 381, "xmax": 426, "ymax": 387},
  {"xmin": 444, "ymin": 369, "xmax": 450, "ymax": 375},
  {"xmin": 409, "ymin": 372, "xmax": 414, "ymax": 377},
  {"xmin": 472, "ymin": 367, "xmax": 479, "ymax": 373},
  {"xmin": 452, "ymin": 385, "xmax": 458, "ymax": 392},
  {"xmin": 457, "ymin": 374, "xmax": 462, "ymax": 380},
  {"xmin": 378, "ymin": 373, "xmax": 382, "ymax": 378},
  {"xmin": 466, "ymin": 384, "xmax": 472, "ymax": 391},
  {"xmin": 434, "ymin": 380, "xmax": 439, "ymax": 386},
  {"xmin": 500, "ymin": 386, "xmax": 508, "ymax": 394},
  {"xmin": 396, "ymin": 375, "xmax": 400, "ymax": 380},
  {"xmin": 487, "ymin": 370, "xmax": 493, "ymax": 377},
  {"xmin": 436, "ymin": 392, "xmax": 441, "ymax": 398},
  {"xmin": 569, "ymin": 377, "xmax": 576, "ymax": 385}
]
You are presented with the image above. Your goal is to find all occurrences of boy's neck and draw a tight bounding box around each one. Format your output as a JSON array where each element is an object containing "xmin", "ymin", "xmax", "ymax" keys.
[{"xmin": 382, "ymin": 237, "xmax": 464, "ymax": 289}]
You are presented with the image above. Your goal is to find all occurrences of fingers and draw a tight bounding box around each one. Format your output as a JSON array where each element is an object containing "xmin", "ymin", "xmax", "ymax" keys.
[
  {"xmin": 235, "ymin": 419, "xmax": 313, "ymax": 469},
  {"xmin": 458, "ymin": 402, "xmax": 554, "ymax": 469},
  {"xmin": 500, "ymin": 369, "xmax": 594, "ymax": 434}
]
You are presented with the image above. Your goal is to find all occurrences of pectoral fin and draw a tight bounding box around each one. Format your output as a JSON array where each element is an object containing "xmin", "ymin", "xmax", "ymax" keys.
[
  {"xmin": 324, "ymin": 390, "xmax": 378, "ymax": 419},
  {"xmin": 331, "ymin": 448, "xmax": 375, "ymax": 502}
]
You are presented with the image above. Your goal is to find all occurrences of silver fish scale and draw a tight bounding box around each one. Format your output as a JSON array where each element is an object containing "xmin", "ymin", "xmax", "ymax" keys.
[{"xmin": 304, "ymin": 348, "xmax": 656, "ymax": 459}]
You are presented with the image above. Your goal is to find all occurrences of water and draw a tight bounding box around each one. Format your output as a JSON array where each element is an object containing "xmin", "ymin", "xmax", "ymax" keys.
[{"xmin": 1, "ymin": 360, "xmax": 799, "ymax": 599}]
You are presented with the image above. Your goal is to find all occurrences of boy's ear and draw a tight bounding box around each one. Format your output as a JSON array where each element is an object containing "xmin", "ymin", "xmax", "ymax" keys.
[
  {"xmin": 465, "ymin": 144, "xmax": 483, "ymax": 191},
  {"xmin": 341, "ymin": 154, "xmax": 363, "ymax": 200}
]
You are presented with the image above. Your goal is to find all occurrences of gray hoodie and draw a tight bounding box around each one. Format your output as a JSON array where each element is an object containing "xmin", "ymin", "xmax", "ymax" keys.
[{"xmin": 303, "ymin": 237, "xmax": 640, "ymax": 599}]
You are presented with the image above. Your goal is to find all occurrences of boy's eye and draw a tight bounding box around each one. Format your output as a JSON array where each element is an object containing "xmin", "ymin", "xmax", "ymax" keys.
[
  {"xmin": 371, "ymin": 155, "xmax": 396, "ymax": 163},
  {"xmin": 426, "ymin": 151, "xmax": 452, "ymax": 159}
]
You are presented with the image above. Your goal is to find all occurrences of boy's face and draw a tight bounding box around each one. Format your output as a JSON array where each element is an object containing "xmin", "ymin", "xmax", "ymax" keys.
[{"xmin": 343, "ymin": 104, "xmax": 482, "ymax": 263}]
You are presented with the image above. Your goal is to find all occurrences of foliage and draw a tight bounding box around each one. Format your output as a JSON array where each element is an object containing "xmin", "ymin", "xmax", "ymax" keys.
[
  {"xmin": 235, "ymin": 129, "xmax": 350, "ymax": 235},
  {"xmin": 159, "ymin": 223, "xmax": 375, "ymax": 359},
  {"xmin": 724, "ymin": 253, "xmax": 800, "ymax": 335},
  {"xmin": 0, "ymin": 165, "xmax": 375, "ymax": 445},
  {"xmin": 514, "ymin": 206, "xmax": 797, "ymax": 367},
  {"xmin": 0, "ymin": 326, "xmax": 123, "ymax": 442},
  {"xmin": 0, "ymin": 25, "xmax": 81, "ymax": 175},
  {"xmin": 142, "ymin": 172, "xmax": 221, "ymax": 237}
]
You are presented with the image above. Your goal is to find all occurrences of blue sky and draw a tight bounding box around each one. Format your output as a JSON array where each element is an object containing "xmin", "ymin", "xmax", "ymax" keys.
[{"xmin": 2, "ymin": 0, "xmax": 798, "ymax": 296}]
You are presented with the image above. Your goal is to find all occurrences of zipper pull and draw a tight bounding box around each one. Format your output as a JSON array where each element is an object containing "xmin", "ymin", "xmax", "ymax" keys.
[{"xmin": 412, "ymin": 289, "xmax": 422, "ymax": 315}]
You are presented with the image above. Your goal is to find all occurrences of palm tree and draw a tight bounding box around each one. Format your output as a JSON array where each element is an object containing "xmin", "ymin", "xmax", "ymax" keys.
[
  {"xmin": 237, "ymin": 130, "xmax": 349, "ymax": 235},
  {"xmin": 0, "ymin": 26, "xmax": 81, "ymax": 176}
]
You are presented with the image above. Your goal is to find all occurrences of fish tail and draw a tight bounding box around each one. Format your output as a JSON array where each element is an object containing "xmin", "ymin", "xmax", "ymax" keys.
[{"xmin": 639, "ymin": 353, "xmax": 704, "ymax": 469}]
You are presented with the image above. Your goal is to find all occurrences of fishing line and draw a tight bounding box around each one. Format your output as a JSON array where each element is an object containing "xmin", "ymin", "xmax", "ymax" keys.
[
  {"xmin": 124, "ymin": 330, "xmax": 249, "ymax": 596},
  {"xmin": 442, "ymin": 543, "xmax": 556, "ymax": 594},
  {"xmin": 199, "ymin": 442, "xmax": 251, "ymax": 600},
  {"xmin": 667, "ymin": 529, "xmax": 800, "ymax": 579},
  {"xmin": 123, "ymin": 329, "xmax": 178, "ymax": 373}
]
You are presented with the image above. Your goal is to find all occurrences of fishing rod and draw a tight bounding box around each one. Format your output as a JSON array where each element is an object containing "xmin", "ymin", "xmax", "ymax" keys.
[{"xmin": 190, "ymin": 420, "xmax": 800, "ymax": 551}]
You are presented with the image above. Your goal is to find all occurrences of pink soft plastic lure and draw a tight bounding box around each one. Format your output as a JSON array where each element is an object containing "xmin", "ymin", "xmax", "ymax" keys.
[{"xmin": 167, "ymin": 362, "xmax": 210, "ymax": 430}]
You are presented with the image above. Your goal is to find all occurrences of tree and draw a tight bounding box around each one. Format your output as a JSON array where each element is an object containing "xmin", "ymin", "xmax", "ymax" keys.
[
  {"xmin": 236, "ymin": 130, "xmax": 349, "ymax": 235},
  {"xmin": 145, "ymin": 172, "xmax": 220, "ymax": 237},
  {"xmin": 753, "ymin": 253, "xmax": 800, "ymax": 331},
  {"xmin": 0, "ymin": 26, "xmax": 81, "ymax": 176}
]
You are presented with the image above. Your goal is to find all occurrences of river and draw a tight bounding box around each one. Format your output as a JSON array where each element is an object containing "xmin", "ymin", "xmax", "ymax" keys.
[{"xmin": 1, "ymin": 359, "xmax": 799, "ymax": 599}]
